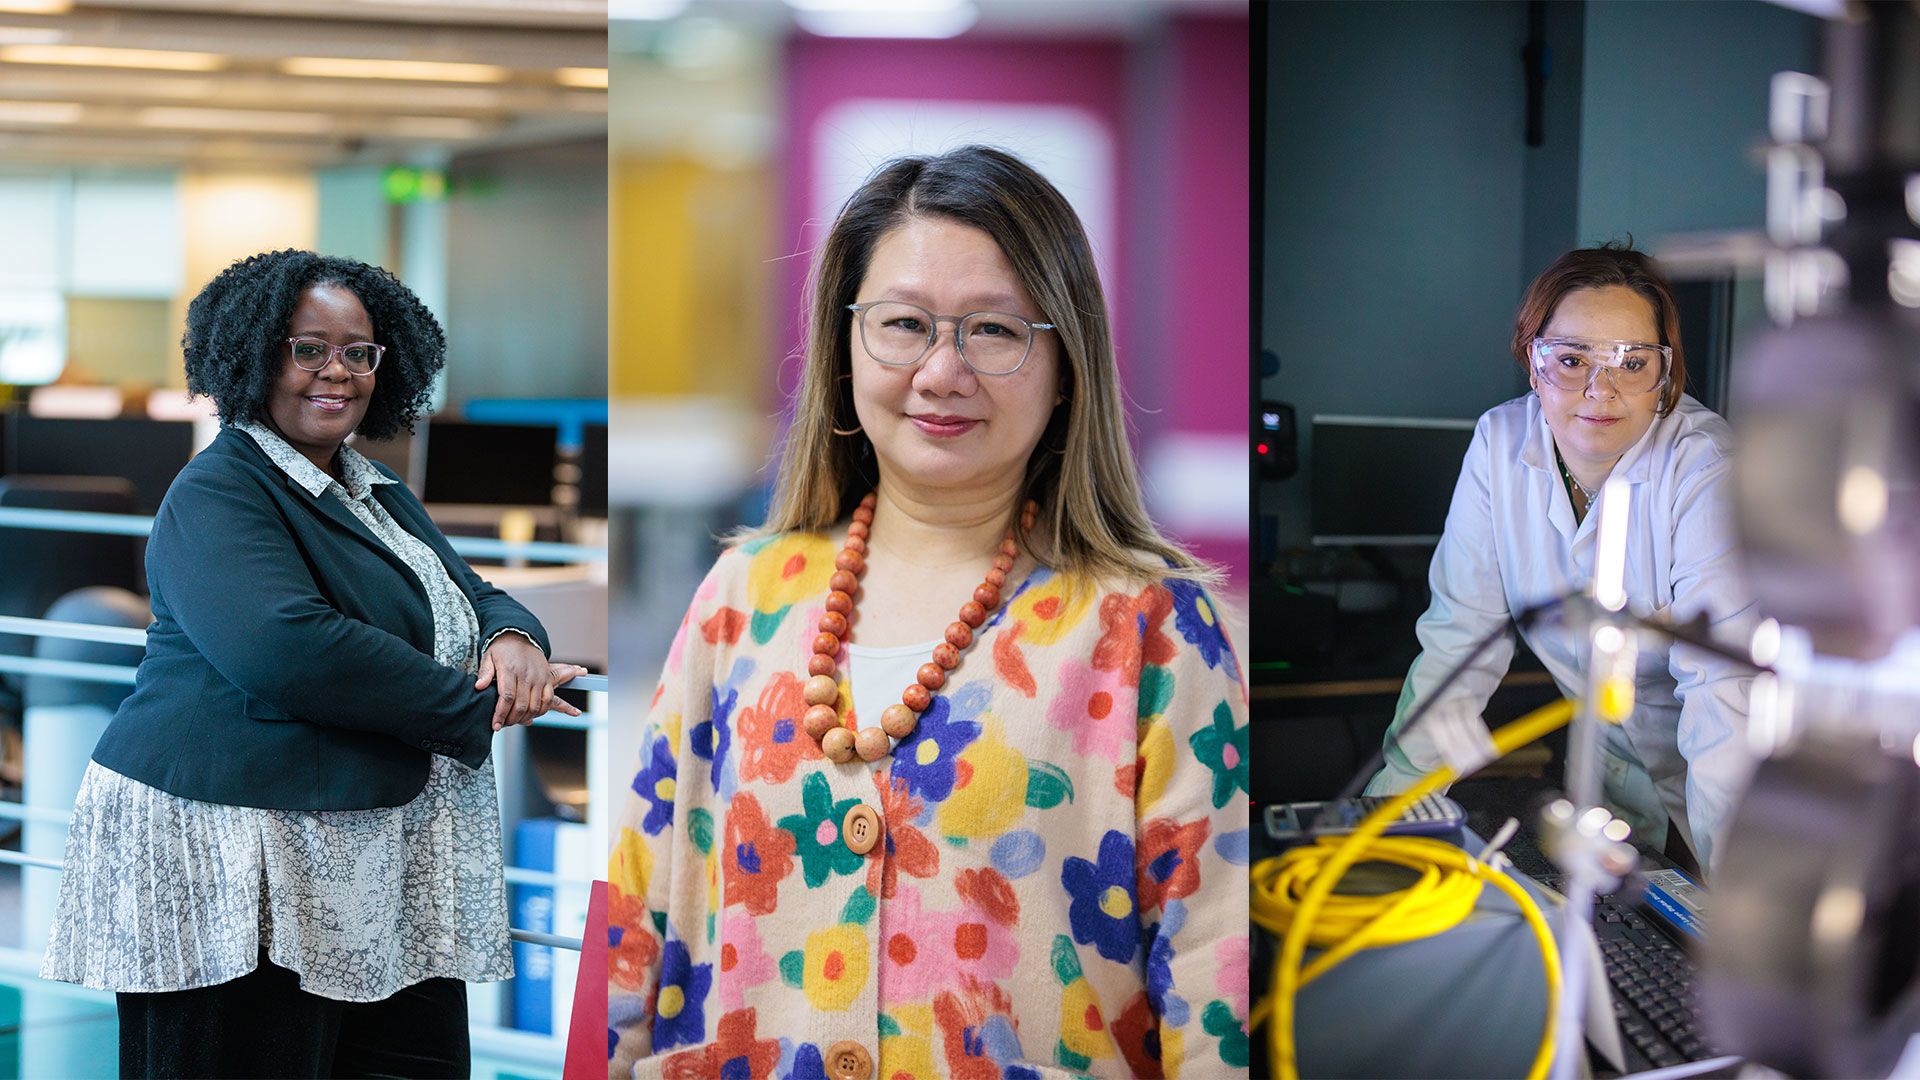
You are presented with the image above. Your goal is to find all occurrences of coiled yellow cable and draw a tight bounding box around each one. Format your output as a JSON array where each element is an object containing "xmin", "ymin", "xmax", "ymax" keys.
[{"xmin": 1251, "ymin": 699, "xmax": 1576, "ymax": 1080}]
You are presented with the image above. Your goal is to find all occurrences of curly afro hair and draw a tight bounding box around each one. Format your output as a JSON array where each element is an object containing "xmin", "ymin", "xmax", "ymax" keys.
[{"xmin": 183, "ymin": 249, "xmax": 446, "ymax": 440}]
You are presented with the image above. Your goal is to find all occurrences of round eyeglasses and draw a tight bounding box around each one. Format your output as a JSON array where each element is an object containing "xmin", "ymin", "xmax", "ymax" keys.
[
  {"xmin": 287, "ymin": 336, "xmax": 383, "ymax": 376},
  {"xmin": 848, "ymin": 301, "xmax": 1056, "ymax": 376},
  {"xmin": 1530, "ymin": 335, "xmax": 1669, "ymax": 397}
]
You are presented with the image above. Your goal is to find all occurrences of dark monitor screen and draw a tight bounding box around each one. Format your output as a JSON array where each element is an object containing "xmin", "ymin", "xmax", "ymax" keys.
[
  {"xmin": 1311, "ymin": 416, "xmax": 1476, "ymax": 545},
  {"xmin": 0, "ymin": 408, "xmax": 11, "ymax": 476},
  {"xmin": 11, "ymin": 415, "xmax": 196, "ymax": 513},
  {"xmin": 421, "ymin": 420, "xmax": 558, "ymax": 507},
  {"xmin": 576, "ymin": 422, "xmax": 607, "ymax": 516}
]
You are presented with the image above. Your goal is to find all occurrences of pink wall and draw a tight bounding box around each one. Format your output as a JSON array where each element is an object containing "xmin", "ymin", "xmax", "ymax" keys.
[{"xmin": 1169, "ymin": 15, "xmax": 1250, "ymax": 439}]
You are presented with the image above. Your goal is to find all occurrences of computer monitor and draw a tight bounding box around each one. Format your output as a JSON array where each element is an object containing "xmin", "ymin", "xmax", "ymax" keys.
[
  {"xmin": 420, "ymin": 419, "xmax": 558, "ymax": 507},
  {"xmin": 576, "ymin": 422, "xmax": 607, "ymax": 516},
  {"xmin": 1310, "ymin": 415, "xmax": 1477, "ymax": 545},
  {"xmin": 10, "ymin": 415, "xmax": 196, "ymax": 514}
]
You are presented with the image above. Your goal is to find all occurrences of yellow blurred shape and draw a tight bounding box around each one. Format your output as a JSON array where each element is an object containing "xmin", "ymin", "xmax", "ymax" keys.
[
  {"xmin": 0, "ymin": 0, "xmax": 70, "ymax": 13},
  {"xmin": 499, "ymin": 509, "xmax": 537, "ymax": 546},
  {"xmin": 1596, "ymin": 676, "xmax": 1634, "ymax": 724},
  {"xmin": 611, "ymin": 156, "xmax": 769, "ymax": 399},
  {"xmin": 555, "ymin": 66, "xmax": 607, "ymax": 89},
  {"xmin": 279, "ymin": 57, "xmax": 509, "ymax": 83},
  {"xmin": 0, "ymin": 44, "xmax": 226, "ymax": 70}
]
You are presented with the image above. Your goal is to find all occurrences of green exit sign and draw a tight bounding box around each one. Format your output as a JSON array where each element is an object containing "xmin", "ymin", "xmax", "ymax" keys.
[{"xmin": 382, "ymin": 167, "xmax": 448, "ymax": 204}]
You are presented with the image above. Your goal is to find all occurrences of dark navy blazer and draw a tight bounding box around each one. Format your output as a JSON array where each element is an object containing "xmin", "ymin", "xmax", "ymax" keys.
[{"xmin": 89, "ymin": 426, "xmax": 552, "ymax": 811}]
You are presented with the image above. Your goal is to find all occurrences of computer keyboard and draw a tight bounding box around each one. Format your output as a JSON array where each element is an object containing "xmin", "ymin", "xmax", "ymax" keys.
[{"xmin": 1592, "ymin": 894, "xmax": 1722, "ymax": 1072}]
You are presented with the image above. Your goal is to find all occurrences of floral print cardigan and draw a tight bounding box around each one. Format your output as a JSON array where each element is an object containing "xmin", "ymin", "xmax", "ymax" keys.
[{"xmin": 608, "ymin": 532, "xmax": 1251, "ymax": 1078}]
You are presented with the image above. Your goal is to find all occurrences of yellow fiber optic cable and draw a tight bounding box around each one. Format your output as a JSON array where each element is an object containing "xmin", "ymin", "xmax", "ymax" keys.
[{"xmin": 1252, "ymin": 699, "xmax": 1576, "ymax": 1080}]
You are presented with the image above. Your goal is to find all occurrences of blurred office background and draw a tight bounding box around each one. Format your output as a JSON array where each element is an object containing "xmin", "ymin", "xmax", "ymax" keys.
[
  {"xmin": 608, "ymin": 0, "xmax": 1251, "ymax": 784},
  {"xmin": 0, "ymin": 1, "xmax": 606, "ymax": 1073},
  {"xmin": 1252, "ymin": 0, "xmax": 1823, "ymax": 804}
]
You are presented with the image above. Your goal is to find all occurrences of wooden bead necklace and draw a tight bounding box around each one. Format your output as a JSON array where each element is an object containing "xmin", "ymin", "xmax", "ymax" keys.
[{"xmin": 800, "ymin": 491, "xmax": 1038, "ymax": 764}]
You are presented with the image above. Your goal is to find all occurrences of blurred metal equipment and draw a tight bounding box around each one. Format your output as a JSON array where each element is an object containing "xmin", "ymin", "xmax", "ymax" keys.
[
  {"xmin": 1703, "ymin": 735, "xmax": 1920, "ymax": 1078},
  {"xmin": 1706, "ymin": 3, "xmax": 1920, "ymax": 1076},
  {"xmin": 1732, "ymin": 3, "xmax": 1920, "ymax": 663}
]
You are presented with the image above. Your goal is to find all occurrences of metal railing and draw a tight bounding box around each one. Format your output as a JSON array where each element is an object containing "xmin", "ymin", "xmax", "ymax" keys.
[{"xmin": 0, "ymin": 507, "xmax": 606, "ymax": 565}]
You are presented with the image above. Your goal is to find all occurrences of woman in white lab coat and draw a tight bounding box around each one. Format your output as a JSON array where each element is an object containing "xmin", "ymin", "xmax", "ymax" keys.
[{"xmin": 1365, "ymin": 244, "xmax": 1758, "ymax": 875}]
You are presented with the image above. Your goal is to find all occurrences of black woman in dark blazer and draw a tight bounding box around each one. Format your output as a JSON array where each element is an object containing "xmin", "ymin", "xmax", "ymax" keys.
[{"xmin": 39, "ymin": 250, "xmax": 589, "ymax": 1079}]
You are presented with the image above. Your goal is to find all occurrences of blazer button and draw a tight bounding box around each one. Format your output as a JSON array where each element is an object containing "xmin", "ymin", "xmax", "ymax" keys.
[
  {"xmin": 841, "ymin": 804, "xmax": 881, "ymax": 856},
  {"xmin": 825, "ymin": 1041, "xmax": 872, "ymax": 1080}
]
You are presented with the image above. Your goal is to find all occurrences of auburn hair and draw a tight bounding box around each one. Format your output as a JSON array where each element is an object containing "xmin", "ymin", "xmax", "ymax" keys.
[{"xmin": 1511, "ymin": 242, "xmax": 1687, "ymax": 416}]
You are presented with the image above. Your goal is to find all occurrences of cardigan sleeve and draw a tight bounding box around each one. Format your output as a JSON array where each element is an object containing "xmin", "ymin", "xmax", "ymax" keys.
[
  {"xmin": 1134, "ymin": 579, "xmax": 1252, "ymax": 1075},
  {"xmin": 608, "ymin": 554, "xmax": 728, "ymax": 1079},
  {"xmin": 150, "ymin": 459, "xmax": 499, "ymax": 765}
]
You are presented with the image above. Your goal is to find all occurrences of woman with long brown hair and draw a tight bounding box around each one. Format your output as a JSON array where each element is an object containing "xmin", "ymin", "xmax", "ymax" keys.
[{"xmin": 608, "ymin": 146, "xmax": 1250, "ymax": 1078}]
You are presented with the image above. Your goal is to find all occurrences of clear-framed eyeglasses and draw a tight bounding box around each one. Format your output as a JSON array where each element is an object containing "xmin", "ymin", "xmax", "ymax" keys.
[
  {"xmin": 1529, "ymin": 335, "xmax": 1670, "ymax": 396},
  {"xmin": 847, "ymin": 300, "xmax": 1056, "ymax": 376},
  {"xmin": 287, "ymin": 336, "xmax": 383, "ymax": 377}
]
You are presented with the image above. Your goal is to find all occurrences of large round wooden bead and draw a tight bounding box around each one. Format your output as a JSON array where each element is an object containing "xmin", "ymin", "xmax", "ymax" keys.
[
  {"xmin": 825, "ymin": 590, "xmax": 853, "ymax": 615},
  {"xmin": 803, "ymin": 704, "xmax": 840, "ymax": 739},
  {"xmin": 847, "ymin": 520, "xmax": 869, "ymax": 540},
  {"xmin": 902, "ymin": 683, "xmax": 932, "ymax": 712},
  {"xmin": 945, "ymin": 622, "xmax": 973, "ymax": 649},
  {"xmin": 834, "ymin": 550, "xmax": 865, "ymax": 574},
  {"xmin": 881, "ymin": 704, "xmax": 918, "ymax": 738},
  {"xmin": 859, "ymin": 492, "xmax": 877, "ymax": 508},
  {"xmin": 854, "ymin": 727, "xmax": 890, "ymax": 762},
  {"xmin": 808, "ymin": 654, "xmax": 837, "ymax": 677},
  {"xmin": 958, "ymin": 602, "xmax": 986, "ymax": 628},
  {"xmin": 932, "ymin": 642, "xmax": 961, "ymax": 670},
  {"xmin": 829, "ymin": 570, "xmax": 858, "ymax": 594},
  {"xmin": 992, "ymin": 552, "xmax": 1015, "ymax": 573},
  {"xmin": 822, "ymin": 726, "xmax": 856, "ymax": 763},
  {"xmin": 818, "ymin": 611, "xmax": 849, "ymax": 638},
  {"xmin": 804, "ymin": 674, "xmax": 839, "ymax": 706},
  {"xmin": 984, "ymin": 567, "xmax": 1006, "ymax": 589},
  {"xmin": 844, "ymin": 534, "xmax": 866, "ymax": 554},
  {"xmin": 998, "ymin": 538, "xmax": 1018, "ymax": 558},
  {"xmin": 917, "ymin": 663, "xmax": 946, "ymax": 691},
  {"xmin": 852, "ymin": 505, "xmax": 874, "ymax": 526},
  {"xmin": 973, "ymin": 584, "xmax": 1000, "ymax": 610},
  {"xmin": 813, "ymin": 632, "xmax": 841, "ymax": 656}
]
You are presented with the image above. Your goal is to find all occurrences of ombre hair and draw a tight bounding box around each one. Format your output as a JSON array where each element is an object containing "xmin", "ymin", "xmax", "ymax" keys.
[
  {"xmin": 750, "ymin": 145, "xmax": 1213, "ymax": 587},
  {"xmin": 1511, "ymin": 242, "xmax": 1688, "ymax": 417}
]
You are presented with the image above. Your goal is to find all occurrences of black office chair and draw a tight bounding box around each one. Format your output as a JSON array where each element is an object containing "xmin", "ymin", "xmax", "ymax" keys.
[{"xmin": 0, "ymin": 477, "xmax": 142, "ymax": 724}]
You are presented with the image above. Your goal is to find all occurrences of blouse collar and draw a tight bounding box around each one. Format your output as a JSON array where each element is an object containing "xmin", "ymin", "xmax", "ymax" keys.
[{"xmin": 235, "ymin": 421, "xmax": 395, "ymax": 501}]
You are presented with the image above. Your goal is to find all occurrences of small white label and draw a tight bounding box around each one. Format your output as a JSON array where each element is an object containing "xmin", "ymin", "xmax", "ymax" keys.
[{"xmin": 1424, "ymin": 697, "xmax": 1499, "ymax": 775}]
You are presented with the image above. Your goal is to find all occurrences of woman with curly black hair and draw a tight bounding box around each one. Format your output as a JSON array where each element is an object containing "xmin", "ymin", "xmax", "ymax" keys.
[{"xmin": 38, "ymin": 250, "xmax": 588, "ymax": 1078}]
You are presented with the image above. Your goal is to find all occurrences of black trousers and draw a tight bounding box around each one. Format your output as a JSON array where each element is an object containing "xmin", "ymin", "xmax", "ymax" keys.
[{"xmin": 116, "ymin": 954, "xmax": 470, "ymax": 1079}]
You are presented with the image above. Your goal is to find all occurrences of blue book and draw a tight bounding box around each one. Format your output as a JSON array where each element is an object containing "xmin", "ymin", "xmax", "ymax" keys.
[{"xmin": 512, "ymin": 818, "xmax": 561, "ymax": 1034}]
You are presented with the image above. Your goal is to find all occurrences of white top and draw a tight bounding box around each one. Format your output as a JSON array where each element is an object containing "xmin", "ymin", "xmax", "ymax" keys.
[
  {"xmin": 846, "ymin": 638, "xmax": 942, "ymax": 771},
  {"xmin": 40, "ymin": 423, "xmax": 513, "ymax": 1001},
  {"xmin": 1365, "ymin": 393, "xmax": 1760, "ymax": 871}
]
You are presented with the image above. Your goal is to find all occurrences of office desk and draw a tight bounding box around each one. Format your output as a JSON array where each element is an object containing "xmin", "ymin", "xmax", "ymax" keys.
[{"xmin": 485, "ymin": 564, "xmax": 607, "ymax": 670}]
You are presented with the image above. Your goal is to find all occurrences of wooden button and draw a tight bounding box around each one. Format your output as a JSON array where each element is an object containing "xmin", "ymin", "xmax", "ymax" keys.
[
  {"xmin": 841, "ymin": 803, "xmax": 881, "ymax": 856},
  {"xmin": 825, "ymin": 1041, "xmax": 872, "ymax": 1080}
]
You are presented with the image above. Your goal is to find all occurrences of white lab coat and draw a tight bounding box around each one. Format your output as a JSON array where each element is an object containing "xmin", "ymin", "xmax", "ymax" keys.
[{"xmin": 1364, "ymin": 393, "xmax": 1759, "ymax": 872}]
